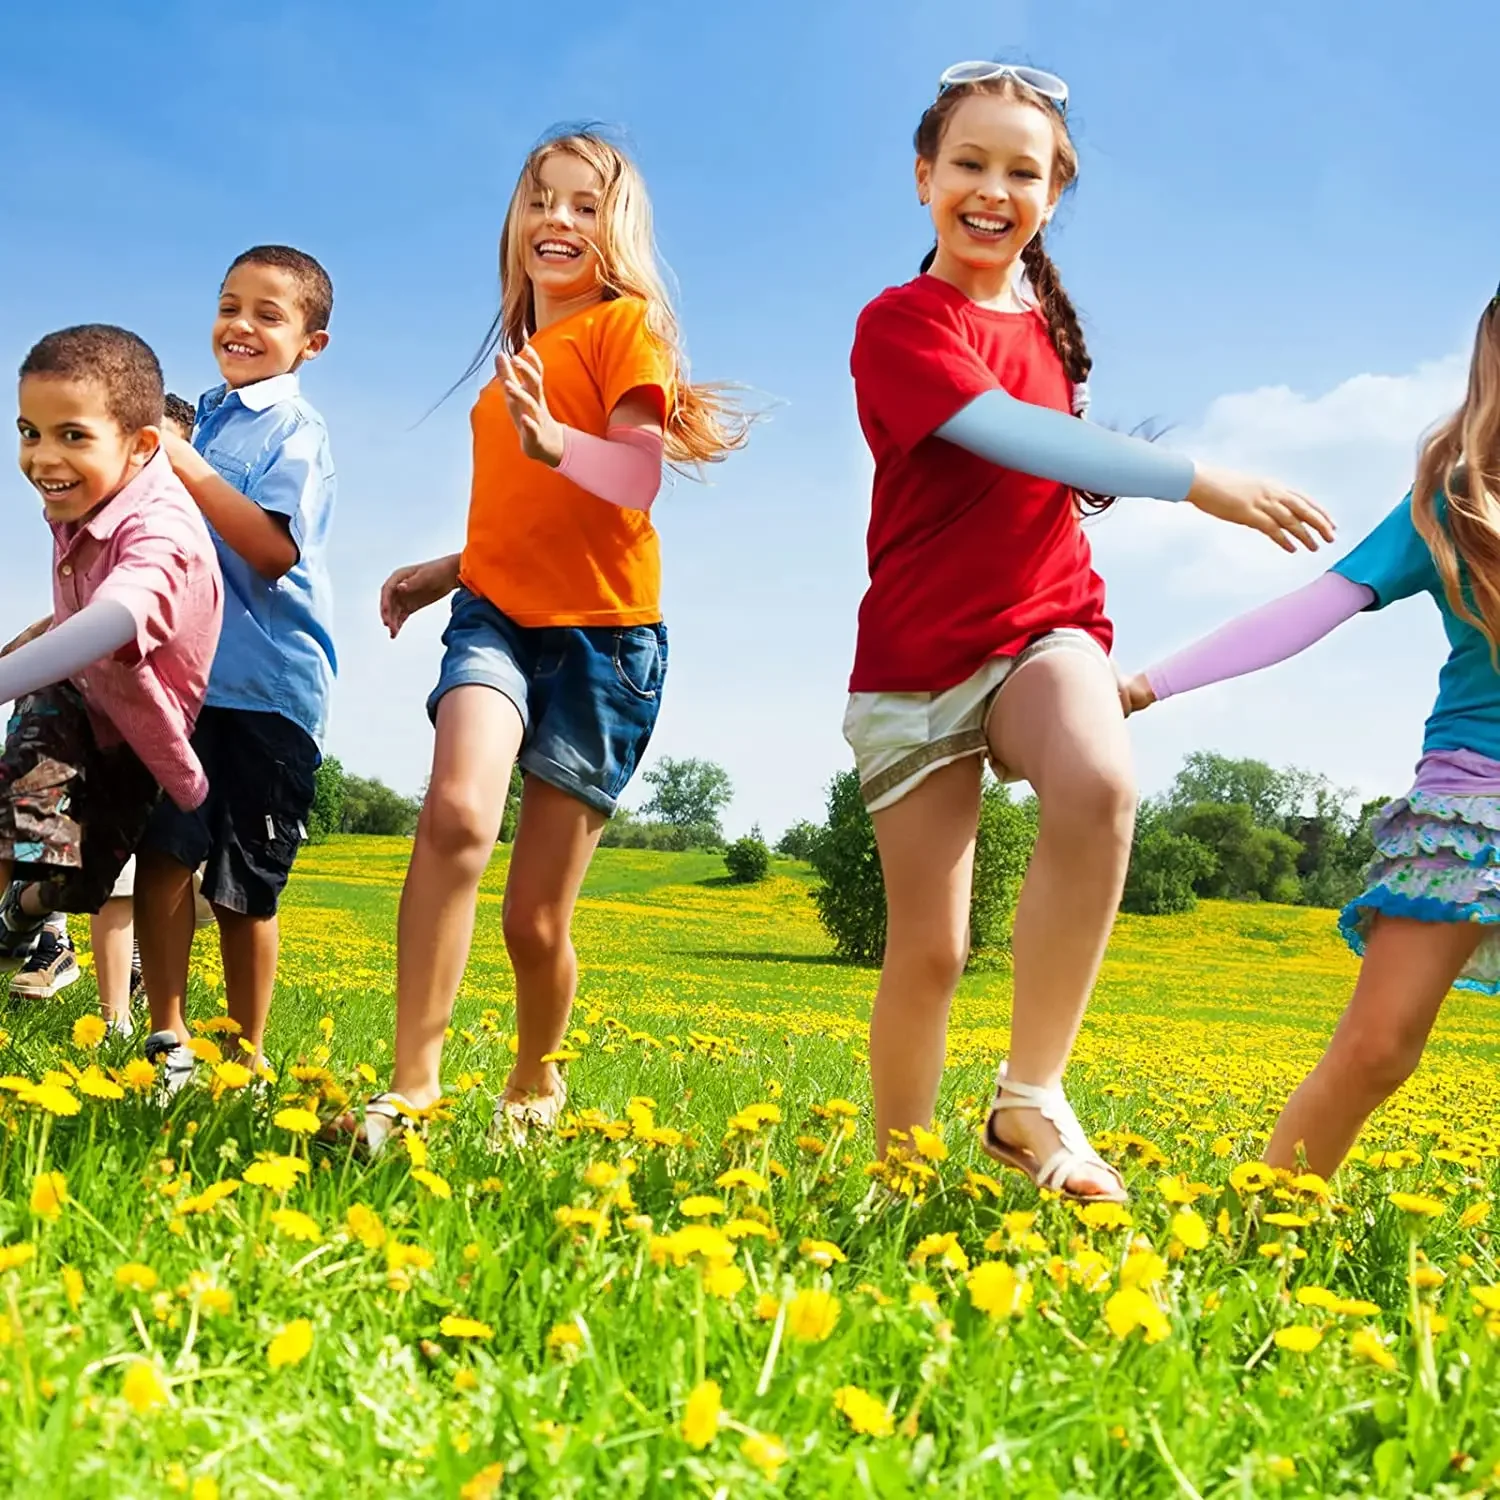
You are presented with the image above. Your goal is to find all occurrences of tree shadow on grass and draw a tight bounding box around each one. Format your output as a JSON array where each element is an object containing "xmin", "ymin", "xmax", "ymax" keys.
[{"xmin": 679, "ymin": 948, "xmax": 850, "ymax": 968}]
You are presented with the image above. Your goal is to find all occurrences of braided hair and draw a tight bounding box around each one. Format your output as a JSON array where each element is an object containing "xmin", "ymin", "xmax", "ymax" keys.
[{"xmin": 914, "ymin": 75, "xmax": 1112, "ymax": 511}]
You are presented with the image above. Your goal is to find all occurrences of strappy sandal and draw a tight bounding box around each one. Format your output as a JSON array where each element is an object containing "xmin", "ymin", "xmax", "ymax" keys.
[
  {"xmin": 321, "ymin": 1091, "xmax": 420, "ymax": 1159},
  {"xmin": 489, "ymin": 1080, "xmax": 568, "ymax": 1150},
  {"xmin": 981, "ymin": 1065, "xmax": 1128, "ymax": 1204}
]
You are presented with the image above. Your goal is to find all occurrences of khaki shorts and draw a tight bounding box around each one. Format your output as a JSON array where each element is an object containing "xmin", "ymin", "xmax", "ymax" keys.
[
  {"xmin": 107, "ymin": 858, "xmax": 215, "ymax": 927},
  {"xmin": 843, "ymin": 630, "xmax": 1112, "ymax": 813}
]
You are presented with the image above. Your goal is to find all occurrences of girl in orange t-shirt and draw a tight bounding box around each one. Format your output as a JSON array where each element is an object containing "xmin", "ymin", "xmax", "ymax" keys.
[{"xmin": 359, "ymin": 131, "xmax": 747, "ymax": 1152}]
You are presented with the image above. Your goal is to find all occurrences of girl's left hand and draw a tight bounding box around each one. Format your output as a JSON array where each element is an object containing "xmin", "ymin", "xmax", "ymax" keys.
[{"xmin": 497, "ymin": 346, "xmax": 566, "ymax": 467}]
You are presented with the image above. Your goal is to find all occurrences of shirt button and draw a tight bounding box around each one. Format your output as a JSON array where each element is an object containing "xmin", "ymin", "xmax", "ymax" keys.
[{"xmin": 60, "ymin": 564, "xmax": 73, "ymax": 577}]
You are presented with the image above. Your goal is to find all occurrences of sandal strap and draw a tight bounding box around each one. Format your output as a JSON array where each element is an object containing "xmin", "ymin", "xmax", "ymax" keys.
[{"xmin": 989, "ymin": 1064, "xmax": 1122, "ymax": 1190}]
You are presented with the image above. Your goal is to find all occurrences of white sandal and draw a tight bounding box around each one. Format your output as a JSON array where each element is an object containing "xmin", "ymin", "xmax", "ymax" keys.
[
  {"xmin": 981, "ymin": 1065, "xmax": 1127, "ymax": 1204},
  {"xmin": 319, "ymin": 1091, "xmax": 419, "ymax": 1158},
  {"xmin": 489, "ymin": 1080, "xmax": 568, "ymax": 1150}
]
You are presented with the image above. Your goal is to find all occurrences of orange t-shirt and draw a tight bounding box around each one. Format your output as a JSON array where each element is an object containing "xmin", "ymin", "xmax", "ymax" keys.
[{"xmin": 459, "ymin": 295, "xmax": 675, "ymax": 627}]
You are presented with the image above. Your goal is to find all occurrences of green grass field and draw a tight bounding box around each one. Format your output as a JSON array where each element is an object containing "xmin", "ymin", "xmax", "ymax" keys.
[{"xmin": 4, "ymin": 837, "xmax": 1500, "ymax": 1497}]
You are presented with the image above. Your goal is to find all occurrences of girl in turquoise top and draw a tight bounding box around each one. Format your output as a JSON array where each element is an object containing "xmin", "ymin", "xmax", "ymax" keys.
[{"xmin": 1121, "ymin": 285, "xmax": 1500, "ymax": 1176}]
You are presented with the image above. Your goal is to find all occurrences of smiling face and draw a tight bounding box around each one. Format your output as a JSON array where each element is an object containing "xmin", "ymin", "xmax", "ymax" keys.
[
  {"xmin": 514, "ymin": 150, "xmax": 607, "ymax": 310},
  {"xmin": 916, "ymin": 92, "xmax": 1060, "ymax": 298},
  {"xmin": 17, "ymin": 376, "xmax": 157, "ymax": 524},
  {"xmin": 212, "ymin": 261, "xmax": 329, "ymax": 389}
]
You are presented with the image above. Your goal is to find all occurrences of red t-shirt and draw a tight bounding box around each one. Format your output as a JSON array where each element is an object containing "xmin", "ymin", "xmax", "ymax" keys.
[{"xmin": 848, "ymin": 274, "xmax": 1112, "ymax": 693}]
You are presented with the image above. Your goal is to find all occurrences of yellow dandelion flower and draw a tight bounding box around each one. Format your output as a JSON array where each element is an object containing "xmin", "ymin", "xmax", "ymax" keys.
[
  {"xmin": 1350, "ymin": 1327, "xmax": 1398, "ymax": 1371},
  {"xmin": 244, "ymin": 1156, "xmax": 309, "ymax": 1192},
  {"xmin": 1077, "ymin": 1201, "xmax": 1132, "ymax": 1232},
  {"xmin": 799, "ymin": 1238, "xmax": 847, "ymax": 1268},
  {"xmin": 702, "ymin": 1261, "xmax": 746, "ymax": 1300},
  {"xmin": 346, "ymin": 1203, "xmax": 386, "ymax": 1250},
  {"xmin": 1171, "ymin": 1210, "xmax": 1210, "ymax": 1251},
  {"xmin": 121, "ymin": 1359, "xmax": 169, "ymax": 1413},
  {"xmin": 786, "ymin": 1288, "xmax": 840, "ymax": 1342},
  {"xmin": 411, "ymin": 1168, "xmax": 453, "ymax": 1200},
  {"xmin": 1295, "ymin": 1286, "xmax": 1339, "ymax": 1311},
  {"xmin": 909, "ymin": 1283, "xmax": 939, "ymax": 1308},
  {"xmin": 678, "ymin": 1195, "xmax": 725, "ymax": 1219},
  {"xmin": 213, "ymin": 1060, "xmax": 253, "ymax": 1091},
  {"xmin": 741, "ymin": 1433, "xmax": 788, "ymax": 1481},
  {"xmin": 725, "ymin": 1218, "xmax": 777, "ymax": 1242},
  {"xmin": 0, "ymin": 1242, "xmax": 37, "ymax": 1274},
  {"xmin": 273, "ymin": 1106, "xmax": 321, "ymax": 1135},
  {"xmin": 1103, "ymin": 1287, "xmax": 1170, "ymax": 1343},
  {"xmin": 191, "ymin": 1478, "xmax": 219, "ymax": 1500},
  {"xmin": 115, "ymin": 1262, "xmax": 158, "ymax": 1293},
  {"xmin": 967, "ymin": 1260, "xmax": 1030, "ymax": 1319},
  {"xmin": 1460, "ymin": 1201, "xmax": 1492, "ymax": 1229},
  {"xmin": 71, "ymin": 1015, "xmax": 106, "ymax": 1050},
  {"xmin": 1264, "ymin": 1212, "xmax": 1310, "ymax": 1229},
  {"xmin": 1273, "ymin": 1325, "xmax": 1323, "ymax": 1353},
  {"xmin": 75, "ymin": 1066, "xmax": 124, "ymax": 1100},
  {"xmin": 714, "ymin": 1167, "xmax": 768, "ymax": 1192},
  {"xmin": 681, "ymin": 1379, "xmax": 721, "ymax": 1450},
  {"xmin": 267, "ymin": 1318, "xmax": 314, "ymax": 1369},
  {"xmin": 459, "ymin": 1464, "xmax": 505, "ymax": 1500},
  {"xmin": 270, "ymin": 1208, "xmax": 322, "ymax": 1243},
  {"xmin": 1120, "ymin": 1251, "xmax": 1168, "ymax": 1289},
  {"xmin": 1388, "ymin": 1192, "xmax": 1445, "ymax": 1218},
  {"xmin": 186, "ymin": 1038, "xmax": 222, "ymax": 1065},
  {"xmin": 910, "ymin": 1231, "xmax": 969, "ymax": 1272},
  {"xmin": 753, "ymin": 1293, "xmax": 780, "ymax": 1321},
  {"xmin": 910, "ymin": 1125, "xmax": 948, "ymax": 1162},
  {"xmin": 833, "ymin": 1384, "xmax": 893, "ymax": 1438},
  {"xmin": 61, "ymin": 1266, "xmax": 84, "ymax": 1309},
  {"xmin": 121, "ymin": 1059, "xmax": 158, "ymax": 1093},
  {"xmin": 1228, "ymin": 1162, "xmax": 1278, "ymax": 1195},
  {"xmin": 18, "ymin": 1083, "xmax": 80, "ymax": 1117},
  {"xmin": 1410, "ymin": 1266, "xmax": 1446, "ymax": 1290},
  {"xmin": 30, "ymin": 1170, "xmax": 66, "ymax": 1221},
  {"xmin": 439, "ymin": 1315, "xmax": 494, "ymax": 1340},
  {"xmin": 546, "ymin": 1321, "xmax": 584, "ymax": 1354}
]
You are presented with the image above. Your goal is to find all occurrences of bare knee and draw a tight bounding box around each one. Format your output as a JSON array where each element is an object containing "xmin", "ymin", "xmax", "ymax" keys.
[
  {"xmin": 884, "ymin": 927, "xmax": 968, "ymax": 997},
  {"xmin": 418, "ymin": 781, "xmax": 497, "ymax": 871},
  {"xmin": 503, "ymin": 900, "xmax": 571, "ymax": 969},
  {"xmin": 1332, "ymin": 1023, "xmax": 1425, "ymax": 1099},
  {"xmin": 1045, "ymin": 764, "xmax": 1136, "ymax": 848}
]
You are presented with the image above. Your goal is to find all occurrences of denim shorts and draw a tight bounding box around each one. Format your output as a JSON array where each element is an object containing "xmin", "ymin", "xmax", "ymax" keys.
[
  {"xmin": 427, "ymin": 589, "xmax": 666, "ymax": 815},
  {"xmin": 140, "ymin": 707, "xmax": 318, "ymax": 918}
]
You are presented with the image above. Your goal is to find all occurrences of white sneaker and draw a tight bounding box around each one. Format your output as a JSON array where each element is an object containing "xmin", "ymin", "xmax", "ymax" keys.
[{"xmin": 143, "ymin": 1030, "xmax": 194, "ymax": 1096}]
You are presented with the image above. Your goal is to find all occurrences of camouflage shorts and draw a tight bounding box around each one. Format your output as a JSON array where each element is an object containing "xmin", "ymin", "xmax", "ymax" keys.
[{"xmin": 0, "ymin": 682, "xmax": 159, "ymax": 915}]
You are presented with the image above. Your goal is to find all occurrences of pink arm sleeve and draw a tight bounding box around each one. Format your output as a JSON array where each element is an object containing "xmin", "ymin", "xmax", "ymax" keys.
[
  {"xmin": 556, "ymin": 426, "xmax": 664, "ymax": 512},
  {"xmin": 1145, "ymin": 572, "xmax": 1373, "ymax": 701}
]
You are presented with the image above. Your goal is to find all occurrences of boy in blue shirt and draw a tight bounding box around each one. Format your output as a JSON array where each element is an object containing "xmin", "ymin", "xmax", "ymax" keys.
[{"xmin": 141, "ymin": 244, "xmax": 337, "ymax": 1089}]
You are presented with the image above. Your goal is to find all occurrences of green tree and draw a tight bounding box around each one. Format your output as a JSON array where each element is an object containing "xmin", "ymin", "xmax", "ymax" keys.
[
  {"xmin": 1122, "ymin": 804, "xmax": 1217, "ymax": 915},
  {"xmin": 1172, "ymin": 802, "xmax": 1303, "ymax": 902},
  {"xmin": 500, "ymin": 765, "xmax": 523, "ymax": 843},
  {"xmin": 308, "ymin": 756, "xmax": 345, "ymax": 843},
  {"xmin": 809, "ymin": 771, "xmax": 1035, "ymax": 965},
  {"xmin": 724, "ymin": 834, "xmax": 771, "ymax": 884},
  {"xmin": 639, "ymin": 758, "xmax": 734, "ymax": 838},
  {"xmin": 340, "ymin": 775, "xmax": 421, "ymax": 837},
  {"xmin": 776, "ymin": 821, "xmax": 820, "ymax": 861}
]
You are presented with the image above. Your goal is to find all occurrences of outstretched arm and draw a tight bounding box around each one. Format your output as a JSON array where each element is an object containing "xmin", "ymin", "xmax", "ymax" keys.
[
  {"xmin": 937, "ymin": 389, "xmax": 1335, "ymax": 552},
  {"xmin": 1120, "ymin": 572, "xmax": 1372, "ymax": 713},
  {"xmin": 0, "ymin": 600, "xmax": 136, "ymax": 705}
]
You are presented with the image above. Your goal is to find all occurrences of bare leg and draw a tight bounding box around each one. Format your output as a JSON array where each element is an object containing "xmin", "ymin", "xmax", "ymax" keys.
[
  {"xmin": 869, "ymin": 758, "xmax": 980, "ymax": 1152},
  {"xmin": 90, "ymin": 896, "xmax": 135, "ymax": 1024},
  {"xmin": 501, "ymin": 778, "xmax": 607, "ymax": 1102},
  {"xmin": 390, "ymin": 687, "xmax": 523, "ymax": 1108},
  {"xmin": 218, "ymin": 909, "xmax": 279, "ymax": 1061},
  {"xmin": 136, "ymin": 851, "xmax": 196, "ymax": 1042},
  {"xmin": 985, "ymin": 647, "xmax": 1136, "ymax": 1196},
  {"xmin": 1265, "ymin": 915, "xmax": 1480, "ymax": 1175}
]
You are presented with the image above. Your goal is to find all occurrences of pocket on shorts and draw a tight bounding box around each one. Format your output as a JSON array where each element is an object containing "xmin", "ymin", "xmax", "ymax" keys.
[{"xmin": 613, "ymin": 626, "xmax": 665, "ymax": 701}]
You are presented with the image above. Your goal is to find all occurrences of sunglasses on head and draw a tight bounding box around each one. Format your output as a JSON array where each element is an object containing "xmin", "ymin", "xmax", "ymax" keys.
[{"xmin": 937, "ymin": 61, "xmax": 1069, "ymax": 114}]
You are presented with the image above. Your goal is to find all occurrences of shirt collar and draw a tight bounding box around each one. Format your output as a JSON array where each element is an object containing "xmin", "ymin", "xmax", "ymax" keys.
[
  {"xmin": 200, "ymin": 371, "xmax": 301, "ymax": 417},
  {"xmin": 56, "ymin": 446, "xmax": 173, "ymax": 548}
]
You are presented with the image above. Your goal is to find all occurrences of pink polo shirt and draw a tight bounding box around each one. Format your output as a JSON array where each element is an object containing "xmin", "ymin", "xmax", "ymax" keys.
[{"xmin": 51, "ymin": 448, "xmax": 223, "ymax": 811}]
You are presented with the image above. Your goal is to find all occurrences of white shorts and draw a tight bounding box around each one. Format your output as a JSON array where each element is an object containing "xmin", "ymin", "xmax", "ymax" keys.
[
  {"xmin": 107, "ymin": 859, "xmax": 214, "ymax": 927},
  {"xmin": 843, "ymin": 630, "xmax": 1112, "ymax": 813}
]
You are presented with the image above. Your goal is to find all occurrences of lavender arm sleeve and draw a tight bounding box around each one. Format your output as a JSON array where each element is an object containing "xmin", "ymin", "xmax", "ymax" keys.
[
  {"xmin": 936, "ymin": 388, "xmax": 1196, "ymax": 501},
  {"xmin": 0, "ymin": 600, "xmax": 136, "ymax": 705},
  {"xmin": 1145, "ymin": 572, "xmax": 1373, "ymax": 701}
]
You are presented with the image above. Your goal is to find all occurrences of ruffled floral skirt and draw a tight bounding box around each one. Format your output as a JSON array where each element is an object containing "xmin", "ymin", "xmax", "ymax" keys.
[{"xmin": 1339, "ymin": 791, "xmax": 1500, "ymax": 993}]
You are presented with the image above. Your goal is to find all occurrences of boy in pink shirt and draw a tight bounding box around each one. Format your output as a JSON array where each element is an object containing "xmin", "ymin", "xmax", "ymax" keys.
[{"xmin": 0, "ymin": 326, "xmax": 223, "ymax": 1032}]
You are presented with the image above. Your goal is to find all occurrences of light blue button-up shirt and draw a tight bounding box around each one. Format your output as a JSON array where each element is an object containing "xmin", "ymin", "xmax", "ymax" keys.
[{"xmin": 193, "ymin": 373, "xmax": 336, "ymax": 749}]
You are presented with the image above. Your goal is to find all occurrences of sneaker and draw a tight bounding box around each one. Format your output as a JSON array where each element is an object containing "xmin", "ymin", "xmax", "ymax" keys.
[
  {"xmin": 143, "ymin": 1030, "xmax": 195, "ymax": 1097},
  {"xmin": 8, "ymin": 928, "xmax": 81, "ymax": 1000},
  {"xmin": 107, "ymin": 1011, "xmax": 135, "ymax": 1041},
  {"xmin": 0, "ymin": 884, "xmax": 44, "ymax": 960}
]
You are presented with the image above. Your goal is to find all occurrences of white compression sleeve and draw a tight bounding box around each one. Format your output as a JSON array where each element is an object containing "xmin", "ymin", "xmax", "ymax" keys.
[{"xmin": 0, "ymin": 600, "xmax": 136, "ymax": 704}]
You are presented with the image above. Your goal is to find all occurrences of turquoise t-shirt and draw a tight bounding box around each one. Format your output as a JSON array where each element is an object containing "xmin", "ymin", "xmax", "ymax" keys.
[{"xmin": 1332, "ymin": 491, "xmax": 1500, "ymax": 760}]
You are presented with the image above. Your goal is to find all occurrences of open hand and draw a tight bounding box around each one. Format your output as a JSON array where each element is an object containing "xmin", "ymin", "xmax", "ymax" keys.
[
  {"xmin": 1118, "ymin": 672, "xmax": 1156, "ymax": 717},
  {"xmin": 159, "ymin": 429, "xmax": 212, "ymax": 484},
  {"xmin": 497, "ymin": 345, "xmax": 566, "ymax": 467},
  {"xmin": 1186, "ymin": 465, "xmax": 1335, "ymax": 553},
  {"xmin": 380, "ymin": 554, "xmax": 461, "ymax": 639}
]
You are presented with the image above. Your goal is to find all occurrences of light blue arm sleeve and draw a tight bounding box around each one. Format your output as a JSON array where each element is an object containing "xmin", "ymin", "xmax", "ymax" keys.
[{"xmin": 936, "ymin": 389, "xmax": 1196, "ymax": 502}]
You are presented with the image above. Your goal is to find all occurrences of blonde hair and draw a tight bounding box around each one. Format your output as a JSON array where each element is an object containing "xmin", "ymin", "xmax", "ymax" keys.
[
  {"xmin": 459, "ymin": 130, "xmax": 748, "ymax": 469},
  {"xmin": 1411, "ymin": 296, "xmax": 1500, "ymax": 653}
]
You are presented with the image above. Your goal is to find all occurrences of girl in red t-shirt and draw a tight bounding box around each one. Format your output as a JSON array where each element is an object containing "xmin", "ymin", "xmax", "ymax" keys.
[{"xmin": 849, "ymin": 63, "xmax": 1335, "ymax": 1200}]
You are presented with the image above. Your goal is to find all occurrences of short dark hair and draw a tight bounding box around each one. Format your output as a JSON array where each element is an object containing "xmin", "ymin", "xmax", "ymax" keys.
[
  {"xmin": 19, "ymin": 324, "xmax": 164, "ymax": 432},
  {"xmin": 224, "ymin": 244, "xmax": 334, "ymax": 333},
  {"xmin": 163, "ymin": 393, "xmax": 196, "ymax": 434}
]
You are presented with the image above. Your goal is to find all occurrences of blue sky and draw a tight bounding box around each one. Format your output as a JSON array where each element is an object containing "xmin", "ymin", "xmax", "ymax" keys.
[{"xmin": 5, "ymin": 0, "xmax": 1498, "ymax": 833}]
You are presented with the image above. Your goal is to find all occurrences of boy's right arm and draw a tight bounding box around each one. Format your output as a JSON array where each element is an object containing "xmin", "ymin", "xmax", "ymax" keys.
[
  {"xmin": 161, "ymin": 432, "xmax": 300, "ymax": 581},
  {"xmin": 381, "ymin": 554, "xmax": 461, "ymax": 639}
]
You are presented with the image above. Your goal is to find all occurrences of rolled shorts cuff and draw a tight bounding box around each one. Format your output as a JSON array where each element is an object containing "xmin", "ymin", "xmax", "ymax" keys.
[
  {"xmin": 519, "ymin": 748, "xmax": 620, "ymax": 816},
  {"xmin": 845, "ymin": 629, "xmax": 1111, "ymax": 813},
  {"xmin": 425, "ymin": 664, "xmax": 529, "ymax": 730}
]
